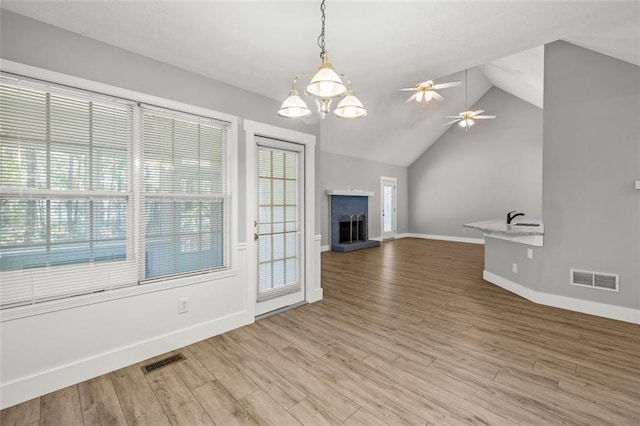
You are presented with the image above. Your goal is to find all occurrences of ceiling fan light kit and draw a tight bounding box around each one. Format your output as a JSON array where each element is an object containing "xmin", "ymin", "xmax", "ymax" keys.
[
  {"xmin": 278, "ymin": 0, "xmax": 366, "ymax": 120},
  {"xmin": 401, "ymin": 79, "xmax": 461, "ymax": 106}
]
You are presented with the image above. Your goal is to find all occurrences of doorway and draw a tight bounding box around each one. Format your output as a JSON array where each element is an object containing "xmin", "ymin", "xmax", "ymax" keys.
[
  {"xmin": 381, "ymin": 177, "xmax": 397, "ymax": 240},
  {"xmin": 254, "ymin": 138, "xmax": 305, "ymax": 314},
  {"xmin": 245, "ymin": 121, "xmax": 316, "ymax": 317}
]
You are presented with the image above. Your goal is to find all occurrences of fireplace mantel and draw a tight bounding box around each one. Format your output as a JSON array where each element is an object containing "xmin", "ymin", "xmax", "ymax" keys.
[{"xmin": 326, "ymin": 189, "xmax": 374, "ymax": 197}]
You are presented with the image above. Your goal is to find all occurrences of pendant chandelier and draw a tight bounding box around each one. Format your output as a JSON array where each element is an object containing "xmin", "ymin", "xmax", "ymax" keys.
[{"xmin": 278, "ymin": 0, "xmax": 366, "ymax": 119}]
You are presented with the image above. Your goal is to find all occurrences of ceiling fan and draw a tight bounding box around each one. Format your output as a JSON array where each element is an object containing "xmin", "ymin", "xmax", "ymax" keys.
[
  {"xmin": 400, "ymin": 79, "xmax": 461, "ymax": 106},
  {"xmin": 443, "ymin": 69, "xmax": 495, "ymax": 130}
]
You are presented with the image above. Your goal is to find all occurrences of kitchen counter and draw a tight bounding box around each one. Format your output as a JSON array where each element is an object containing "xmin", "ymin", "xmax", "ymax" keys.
[{"xmin": 464, "ymin": 219, "xmax": 544, "ymax": 246}]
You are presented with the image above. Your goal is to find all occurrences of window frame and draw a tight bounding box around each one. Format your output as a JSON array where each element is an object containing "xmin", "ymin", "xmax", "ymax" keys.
[{"xmin": 0, "ymin": 59, "xmax": 239, "ymax": 321}]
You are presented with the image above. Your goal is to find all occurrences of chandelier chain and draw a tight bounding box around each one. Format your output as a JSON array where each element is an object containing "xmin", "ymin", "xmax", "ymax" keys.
[{"xmin": 317, "ymin": 0, "xmax": 326, "ymax": 57}]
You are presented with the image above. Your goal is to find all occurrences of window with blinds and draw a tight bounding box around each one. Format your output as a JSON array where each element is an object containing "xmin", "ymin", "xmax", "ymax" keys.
[
  {"xmin": 141, "ymin": 106, "xmax": 228, "ymax": 280},
  {"xmin": 0, "ymin": 73, "xmax": 231, "ymax": 309}
]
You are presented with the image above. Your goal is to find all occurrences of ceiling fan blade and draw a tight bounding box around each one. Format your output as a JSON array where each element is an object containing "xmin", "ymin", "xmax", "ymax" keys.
[
  {"xmin": 475, "ymin": 115, "xmax": 496, "ymax": 119},
  {"xmin": 470, "ymin": 109, "xmax": 485, "ymax": 116},
  {"xmin": 442, "ymin": 119, "xmax": 460, "ymax": 126},
  {"xmin": 405, "ymin": 93, "xmax": 418, "ymax": 104},
  {"xmin": 400, "ymin": 88, "xmax": 417, "ymax": 91},
  {"xmin": 432, "ymin": 91, "xmax": 446, "ymax": 102},
  {"xmin": 433, "ymin": 81, "xmax": 462, "ymax": 89}
]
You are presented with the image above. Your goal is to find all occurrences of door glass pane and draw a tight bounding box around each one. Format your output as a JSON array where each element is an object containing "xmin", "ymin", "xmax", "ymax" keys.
[
  {"xmin": 384, "ymin": 185, "xmax": 393, "ymax": 232},
  {"xmin": 257, "ymin": 145, "xmax": 302, "ymax": 302}
]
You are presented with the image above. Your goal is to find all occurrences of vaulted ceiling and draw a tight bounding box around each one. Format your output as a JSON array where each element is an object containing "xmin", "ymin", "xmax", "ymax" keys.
[{"xmin": 2, "ymin": 1, "xmax": 639, "ymax": 166}]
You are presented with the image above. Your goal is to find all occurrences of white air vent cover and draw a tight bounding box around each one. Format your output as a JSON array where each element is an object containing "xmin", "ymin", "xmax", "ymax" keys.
[{"xmin": 570, "ymin": 269, "xmax": 619, "ymax": 292}]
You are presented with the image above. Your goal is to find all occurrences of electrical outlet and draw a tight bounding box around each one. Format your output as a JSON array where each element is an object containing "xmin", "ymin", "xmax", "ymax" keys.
[
  {"xmin": 527, "ymin": 248, "xmax": 533, "ymax": 259},
  {"xmin": 178, "ymin": 297, "xmax": 190, "ymax": 314},
  {"xmin": 512, "ymin": 263, "xmax": 518, "ymax": 273}
]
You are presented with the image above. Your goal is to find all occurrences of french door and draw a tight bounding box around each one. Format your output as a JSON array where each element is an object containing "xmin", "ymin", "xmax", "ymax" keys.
[
  {"xmin": 254, "ymin": 137, "xmax": 305, "ymax": 315},
  {"xmin": 381, "ymin": 177, "xmax": 397, "ymax": 240}
]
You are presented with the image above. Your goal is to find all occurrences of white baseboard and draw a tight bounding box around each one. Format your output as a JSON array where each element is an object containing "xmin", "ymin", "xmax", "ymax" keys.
[
  {"xmin": 320, "ymin": 245, "xmax": 330, "ymax": 252},
  {"xmin": 405, "ymin": 233, "xmax": 485, "ymax": 245},
  {"xmin": 369, "ymin": 236, "xmax": 382, "ymax": 242},
  {"xmin": 307, "ymin": 288, "xmax": 324, "ymax": 304},
  {"xmin": 396, "ymin": 233, "xmax": 411, "ymax": 239},
  {"xmin": 483, "ymin": 270, "xmax": 640, "ymax": 325},
  {"xmin": 0, "ymin": 310, "xmax": 253, "ymax": 410}
]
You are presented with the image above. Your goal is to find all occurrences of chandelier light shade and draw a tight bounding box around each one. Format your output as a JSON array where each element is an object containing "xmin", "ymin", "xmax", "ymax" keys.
[
  {"xmin": 278, "ymin": 0, "xmax": 366, "ymax": 120},
  {"xmin": 334, "ymin": 90, "xmax": 367, "ymax": 118},
  {"xmin": 306, "ymin": 54, "xmax": 347, "ymax": 98},
  {"xmin": 277, "ymin": 89, "xmax": 312, "ymax": 118}
]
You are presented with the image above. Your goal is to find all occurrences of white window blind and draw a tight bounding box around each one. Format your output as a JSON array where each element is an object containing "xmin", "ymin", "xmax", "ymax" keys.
[
  {"xmin": 140, "ymin": 105, "xmax": 229, "ymax": 280},
  {"xmin": 0, "ymin": 74, "xmax": 137, "ymax": 308}
]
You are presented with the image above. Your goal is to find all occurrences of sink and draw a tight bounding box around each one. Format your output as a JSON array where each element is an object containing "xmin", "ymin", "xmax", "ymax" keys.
[{"xmin": 514, "ymin": 223, "xmax": 540, "ymax": 226}]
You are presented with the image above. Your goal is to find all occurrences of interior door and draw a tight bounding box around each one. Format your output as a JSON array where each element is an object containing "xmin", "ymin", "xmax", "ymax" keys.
[
  {"xmin": 254, "ymin": 137, "xmax": 305, "ymax": 316},
  {"xmin": 381, "ymin": 177, "xmax": 397, "ymax": 240}
]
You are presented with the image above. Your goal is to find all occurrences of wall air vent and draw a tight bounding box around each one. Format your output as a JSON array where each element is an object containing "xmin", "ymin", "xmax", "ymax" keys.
[{"xmin": 570, "ymin": 269, "xmax": 619, "ymax": 292}]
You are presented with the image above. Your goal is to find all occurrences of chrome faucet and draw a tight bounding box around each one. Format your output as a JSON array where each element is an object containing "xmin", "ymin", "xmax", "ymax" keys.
[{"xmin": 507, "ymin": 211, "xmax": 525, "ymax": 224}]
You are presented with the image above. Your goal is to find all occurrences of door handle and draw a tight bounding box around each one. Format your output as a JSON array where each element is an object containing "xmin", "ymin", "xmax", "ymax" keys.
[{"xmin": 254, "ymin": 233, "xmax": 259, "ymax": 241}]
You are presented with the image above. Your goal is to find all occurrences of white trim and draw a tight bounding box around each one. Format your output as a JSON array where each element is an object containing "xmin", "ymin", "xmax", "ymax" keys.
[
  {"xmin": 405, "ymin": 233, "xmax": 485, "ymax": 245},
  {"xmin": 325, "ymin": 189, "xmax": 373, "ymax": 197},
  {"xmin": 396, "ymin": 233, "xmax": 412, "ymax": 239},
  {"xmin": 483, "ymin": 270, "xmax": 640, "ymax": 325},
  {"xmin": 309, "ymin": 235, "xmax": 323, "ymax": 303},
  {"xmin": 321, "ymin": 245, "xmax": 330, "ymax": 253},
  {"xmin": 0, "ymin": 309, "xmax": 252, "ymax": 410},
  {"xmin": 243, "ymin": 120, "xmax": 318, "ymax": 317},
  {"xmin": 369, "ymin": 236, "xmax": 383, "ymax": 242}
]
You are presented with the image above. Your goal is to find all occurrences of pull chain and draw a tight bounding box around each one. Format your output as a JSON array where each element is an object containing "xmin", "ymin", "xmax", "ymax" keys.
[{"xmin": 317, "ymin": 0, "xmax": 326, "ymax": 58}]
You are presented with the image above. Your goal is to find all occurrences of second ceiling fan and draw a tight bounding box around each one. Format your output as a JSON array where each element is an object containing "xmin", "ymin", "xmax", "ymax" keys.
[{"xmin": 443, "ymin": 69, "xmax": 496, "ymax": 130}]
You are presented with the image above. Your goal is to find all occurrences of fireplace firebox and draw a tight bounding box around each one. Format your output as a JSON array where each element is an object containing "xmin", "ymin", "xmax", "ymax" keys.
[
  {"xmin": 338, "ymin": 214, "xmax": 367, "ymax": 244},
  {"xmin": 327, "ymin": 190, "xmax": 381, "ymax": 253}
]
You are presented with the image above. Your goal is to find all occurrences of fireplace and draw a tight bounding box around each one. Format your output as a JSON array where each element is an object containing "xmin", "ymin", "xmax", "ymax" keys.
[{"xmin": 327, "ymin": 190, "xmax": 380, "ymax": 253}]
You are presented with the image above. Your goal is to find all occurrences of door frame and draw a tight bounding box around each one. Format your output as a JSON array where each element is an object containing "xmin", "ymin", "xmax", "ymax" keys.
[
  {"xmin": 381, "ymin": 176, "xmax": 397, "ymax": 240},
  {"xmin": 244, "ymin": 120, "xmax": 316, "ymax": 317}
]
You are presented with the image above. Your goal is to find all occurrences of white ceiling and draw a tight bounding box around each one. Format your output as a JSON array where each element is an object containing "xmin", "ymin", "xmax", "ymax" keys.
[{"xmin": 2, "ymin": 1, "xmax": 639, "ymax": 166}]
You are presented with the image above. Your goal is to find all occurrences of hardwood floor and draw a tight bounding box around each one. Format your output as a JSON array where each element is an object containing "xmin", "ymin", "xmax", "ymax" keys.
[{"xmin": 2, "ymin": 238, "xmax": 639, "ymax": 425}]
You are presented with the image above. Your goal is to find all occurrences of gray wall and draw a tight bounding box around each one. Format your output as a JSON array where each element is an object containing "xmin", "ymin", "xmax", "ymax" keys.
[
  {"xmin": 0, "ymin": 10, "xmax": 321, "ymax": 242},
  {"xmin": 538, "ymin": 41, "xmax": 640, "ymax": 308},
  {"xmin": 408, "ymin": 87, "xmax": 543, "ymax": 239},
  {"xmin": 485, "ymin": 41, "xmax": 640, "ymax": 310},
  {"xmin": 319, "ymin": 151, "xmax": 408, "ymax": 246}
]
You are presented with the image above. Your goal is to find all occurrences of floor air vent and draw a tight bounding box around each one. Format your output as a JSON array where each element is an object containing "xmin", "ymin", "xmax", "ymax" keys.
[
  {"xmin": 570, "ymin": 269, "xmax": 619, "ymax": 292},
  {"xmin": 141, "ymin": 353, "xmax": 186, "ymax": 374}
]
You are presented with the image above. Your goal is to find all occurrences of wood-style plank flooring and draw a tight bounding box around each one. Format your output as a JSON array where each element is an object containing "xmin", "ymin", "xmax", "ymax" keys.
[{"xmin": 2, "ymin": 238, "xmax": 640, "ymax": 425}]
